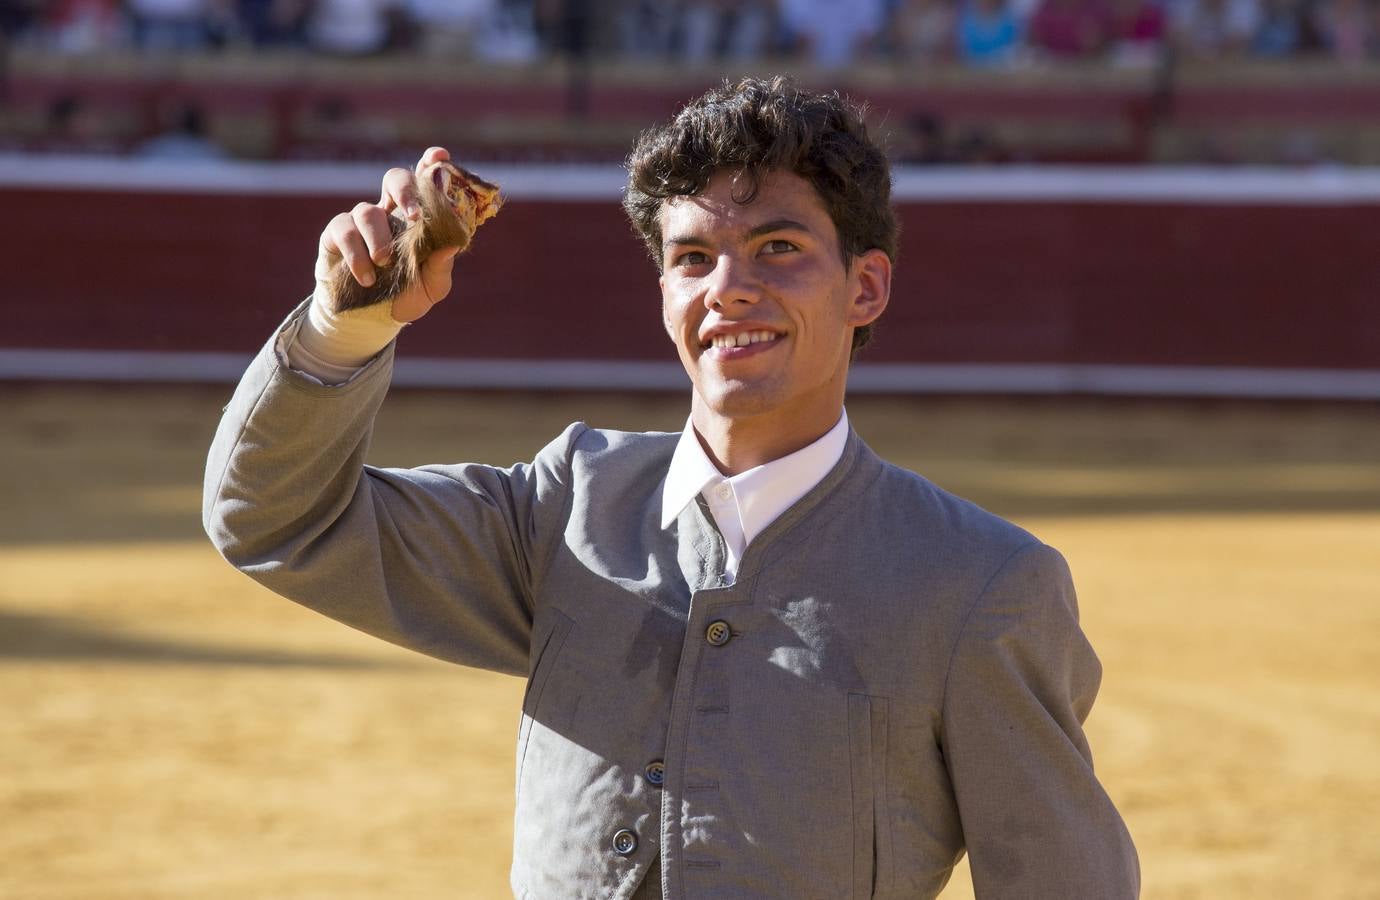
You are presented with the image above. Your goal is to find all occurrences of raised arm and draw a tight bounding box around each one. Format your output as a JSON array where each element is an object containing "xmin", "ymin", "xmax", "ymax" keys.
[
  {"xmin": 203, "ymin": 148, "xmax": 571, "ymax": 676},
  {"xmin": 941, "ymin": 542, "xmax": 1140, "ymax": 898}
]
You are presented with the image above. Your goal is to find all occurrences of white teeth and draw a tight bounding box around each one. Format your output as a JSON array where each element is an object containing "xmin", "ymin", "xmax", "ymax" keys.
[{"xmin": 709, "ymin": 331, "xmax": 778, "ymax": 349}]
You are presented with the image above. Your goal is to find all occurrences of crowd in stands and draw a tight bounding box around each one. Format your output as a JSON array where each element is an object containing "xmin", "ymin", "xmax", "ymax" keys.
[{"xmin": 3, "ymin": 0, "xmax": 1379, "ymax": 67}]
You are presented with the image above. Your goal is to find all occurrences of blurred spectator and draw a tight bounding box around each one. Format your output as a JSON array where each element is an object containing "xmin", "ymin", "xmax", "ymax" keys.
[
  {"xmin": 2, "ymin": 0, "xmax": 1372, "ymax": 73},
  {"xmin": 951, "ymin": 125, "xmax": 1012, "ymax": 162},
  {"xmin": 538, "ymin": 0, "xmax": 594, "ymax": 59},
  {"xmin": 135, "ymin": 103, "xmax": 229, "ymax": 159},
  {"xmin": 33, "ymin": 94, "xmax": 122, "ymax": 153},
  {"xmin": 957, "ymin": 0, "xmax": 1023, "ymax": 64},
  {"xmin": 306, "ymin": 0, "xmax": 397, "ymax": 55},
  {"xmin": 1028, "ymin": 0, "xmax": 1116, "ymax": 57},
  {"xmin": 778, "ymin": 0, "xmax": 889, "ymax": 68},
  {"xmin": 407, "ymin": 0, "xmax": 496, "ymax": 57},
  {"xmin": 43, "ymin": 0, "xmax": 129, "ymax": 53},
  {"xmin": 1108, "ymin": 0, "xmax": 1167, "ymax": 63},
  {"xmin": 289, "ymin": 94, "xmax": 406, "ymax": 160},
  {"xmin": 473, "ymin": 0, "xmax": 541, "ymax": 62},
  {"xmin": 890, "ymin": 0, "xmax": 959, "ymax": 61},
  {"xmin": 1, "ymin": 0, "xmax": 43, "ymax": 43},
  {"xmin": 681, "ymin": 0, "xmax": 775, "ymax": 63},
  {"xmin": 126, "ymin": 0, "xmax": 218, "ymax": 51},
  {"xmin": 615, "ymin": 0, "xmax": 676, "ymax": 58},
  {"xmin": 238, "ymin": 0, "xmax": 310, "ymax": 47},
  {"xmin": 1169, "ymin": 0, "xmax": 1259, "ymax": 57},
  {"xmin": 1250, "ymin": 0, "xmax": 1304, "ymax": 54},
  {"xmin": 896, "ymin": 111, "xmax": 951, "ymax": 162},
  {"xmin": 1314, "ymin": 0, "xmax": 1375, "ymax": 59}
]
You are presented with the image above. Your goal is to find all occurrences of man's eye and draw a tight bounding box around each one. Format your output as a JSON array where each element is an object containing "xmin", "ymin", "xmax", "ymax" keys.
[
  {"xmin": 676, "ymin": 251, "xmax": 710, "ymax": 266},
  {"xmin": 762, "ymin": 240, "xmax": 797, "ymax": 255}
]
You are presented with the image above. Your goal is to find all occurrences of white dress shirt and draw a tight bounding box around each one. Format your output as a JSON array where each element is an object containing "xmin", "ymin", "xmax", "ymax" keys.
[{"xmin": 660, "ymin": 411, "xmax": 850, "ymax": 580}]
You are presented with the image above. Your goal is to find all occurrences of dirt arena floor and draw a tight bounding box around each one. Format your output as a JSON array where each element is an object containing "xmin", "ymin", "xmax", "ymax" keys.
[{"xmin": 2, "ymin": 384, "xmax": 1377, "ymax": 899}]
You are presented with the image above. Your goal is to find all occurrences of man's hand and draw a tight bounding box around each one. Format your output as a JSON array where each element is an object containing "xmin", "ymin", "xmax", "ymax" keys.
[{"xmin": 313, "ymin": 146, "xmax": 460, "ymax": 324}]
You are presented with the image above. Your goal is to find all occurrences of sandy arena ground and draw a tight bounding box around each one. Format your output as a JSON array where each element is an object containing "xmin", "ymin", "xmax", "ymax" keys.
[{"xmin": 1, "ymin": 385, "xmax": 1377, "ymax": 899}]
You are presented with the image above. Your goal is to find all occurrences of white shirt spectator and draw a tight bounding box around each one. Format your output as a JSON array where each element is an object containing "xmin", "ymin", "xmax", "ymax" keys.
[
  {"xmin": 407, "ymin": 0, "xmax": 493, "ymax": 29},
  {"xmin": 308, "ymin": 0, "xmax": 395, "ymax": 54},
  {"xmin": 1169, "ymin": 0, "xmax": 1261, "ymax": 53},
  {"xmin": 407, "ymin": 0, "xmax": 495, "ymax": 55},
  {"xmin": 779, "ymin": 0, "xmax": 889, "ymax": 67},
  {"xmin": 126, "ymin": 0, "xmax": 207, "ymax": 16}
]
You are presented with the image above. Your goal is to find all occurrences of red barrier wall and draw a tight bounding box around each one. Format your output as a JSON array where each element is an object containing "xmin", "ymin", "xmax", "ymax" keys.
[{"xmin": 6, "ymin": 183, "xmax": 1380, "ymax": 371}]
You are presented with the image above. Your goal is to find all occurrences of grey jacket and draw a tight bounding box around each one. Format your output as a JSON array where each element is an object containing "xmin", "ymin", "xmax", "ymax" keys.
[{"xmin": 204, "ymin": 312, "xmax": 1139, "ymax": 900}]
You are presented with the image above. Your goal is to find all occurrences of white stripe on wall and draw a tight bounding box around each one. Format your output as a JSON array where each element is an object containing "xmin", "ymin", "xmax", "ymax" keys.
[
  {"xmin": 3, "ymin": 350, "xmax": 1377, "ymax": 398},
  {"xmin": 6, "ymin": 155, "xmax": 1380, "ymax": 204}
]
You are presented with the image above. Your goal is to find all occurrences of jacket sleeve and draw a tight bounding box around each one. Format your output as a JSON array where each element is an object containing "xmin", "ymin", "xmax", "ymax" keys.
[
  {"xmin": 202, "ymin": 304, "xmax": 580, "ymax": 676},
  {"xmin": 940, "ymin": 542, "xmax": 1140, "ymax": 899}
]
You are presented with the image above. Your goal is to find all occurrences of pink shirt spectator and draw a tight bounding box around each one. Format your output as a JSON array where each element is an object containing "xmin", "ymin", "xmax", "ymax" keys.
[
  {"xmin": 1029, "ymin": 0, "xmax": 1116, "ymax": 56},
  {"xmin": 1316, "ymin": 0, "xmax": 1373, "ymax": 60},
  {"xmin": 1114, "ymin": 0, "xmax": 1166, "ymax": 41}
]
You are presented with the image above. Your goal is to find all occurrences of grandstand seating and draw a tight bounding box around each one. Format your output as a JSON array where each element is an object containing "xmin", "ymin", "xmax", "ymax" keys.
[{"xmin": 6, "ymin": 51, "xmax": 1380, "ymax": 164}]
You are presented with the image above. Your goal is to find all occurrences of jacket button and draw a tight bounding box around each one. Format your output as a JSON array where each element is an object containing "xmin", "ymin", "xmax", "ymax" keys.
[
  {"xmin": 644, "ymin": 760, "xmax": 665, "ymax": 787},
  {"xmin": 612, "ymin": 828, "xmax": 639, "ymax": 856},
  {"xmin": 705, "ymin": 620, "xmax": 732, "ymax": 646}
]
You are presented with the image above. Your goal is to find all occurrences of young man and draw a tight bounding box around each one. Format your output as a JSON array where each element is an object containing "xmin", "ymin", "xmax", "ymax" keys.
[{"xmin": 204, "ymin": 77, "xmax": 1139, "ymax": 898}]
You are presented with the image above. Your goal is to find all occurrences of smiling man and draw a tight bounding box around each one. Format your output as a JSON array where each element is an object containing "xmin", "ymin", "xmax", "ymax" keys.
[
  {"xmin": 205, "ymin": 77, "xmax": 1138, "ymax": 899},
  {"xmin": 655, "ymin": 167, "xmax": 890, "ymax": 476}
]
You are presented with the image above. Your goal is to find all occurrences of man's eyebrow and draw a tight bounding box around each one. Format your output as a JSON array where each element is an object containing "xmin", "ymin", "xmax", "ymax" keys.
[
  {"xmin": 663, "ymin": 219, "xmax": 813, "ymax": 249},
  {"xmin": 745, "ymin": 219, "xmax": 812, "ymax": 240}
]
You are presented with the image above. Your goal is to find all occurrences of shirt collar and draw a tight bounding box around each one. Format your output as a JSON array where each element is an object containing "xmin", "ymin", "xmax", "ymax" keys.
[{"xmin": 660, "ymin": 410, "xmax": 850, "ymax": 537}]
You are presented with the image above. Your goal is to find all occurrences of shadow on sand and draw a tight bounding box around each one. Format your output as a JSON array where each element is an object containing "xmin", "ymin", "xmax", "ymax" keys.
[{"xmin": 0, "ymin": 610, "xmax": 414, "ymax": 669}]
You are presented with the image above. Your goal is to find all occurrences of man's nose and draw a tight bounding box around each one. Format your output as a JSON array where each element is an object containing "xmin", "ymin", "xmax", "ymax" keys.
[{"xmin": 704, "ymin": 255, "xmax": 762, "ymax": 310}]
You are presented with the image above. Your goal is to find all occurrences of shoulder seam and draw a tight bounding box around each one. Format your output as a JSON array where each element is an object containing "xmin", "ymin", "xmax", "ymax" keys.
[
  {"xmin": 528, "ymin": 422, "xmax": 588, "ymax": 605},
  {"xmin": 936, "ymin": 540, "xmax": 1048, "ymax": 742}
]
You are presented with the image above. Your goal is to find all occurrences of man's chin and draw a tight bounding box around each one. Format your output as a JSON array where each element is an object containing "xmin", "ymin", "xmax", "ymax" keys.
[{"xmin": 692, "ymin": 378, "xmax": 781, "ymax": 422}]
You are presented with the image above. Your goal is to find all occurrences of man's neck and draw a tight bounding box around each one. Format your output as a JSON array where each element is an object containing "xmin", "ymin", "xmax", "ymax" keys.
[{"xmin": 690, "ymin": 401, "xmax": 845, "ymax": 476}]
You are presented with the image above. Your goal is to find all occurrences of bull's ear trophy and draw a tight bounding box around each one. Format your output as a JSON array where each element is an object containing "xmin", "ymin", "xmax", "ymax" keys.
[{"xmin": 327, "ymin": 160, "xmax": 503, "ymax": 313}]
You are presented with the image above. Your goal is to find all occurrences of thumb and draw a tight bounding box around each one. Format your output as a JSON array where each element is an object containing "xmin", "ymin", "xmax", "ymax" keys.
[
  {"xmin": 423, "ymin": 246, "xmax": 462, "ymax": 296},
  {"xmin": 391, "ymin": 246, "xmax": 462, "ymax": 324}
]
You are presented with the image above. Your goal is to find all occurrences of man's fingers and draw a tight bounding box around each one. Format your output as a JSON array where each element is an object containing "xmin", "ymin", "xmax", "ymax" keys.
[
  {"xmin": 319, "ymin": 212, "xmax": 376, "ymax": 287},
  {"xmin": 379, "ymin": 167, "xmax": 420, "ymax": 221},
  {"xmin": 351, "ymin": 201, "xmax": 395, "ymax": 266},
  {"xmin": 414, "ymin": 146, "xmax": 450, "ymax": 176},
  {"xmin": 315, "ymin": 150, "xmax": 457, "ymax": 307},
  {"xmin": 382, "ymin": 147, "xmax": 450, "ymax": 220}
]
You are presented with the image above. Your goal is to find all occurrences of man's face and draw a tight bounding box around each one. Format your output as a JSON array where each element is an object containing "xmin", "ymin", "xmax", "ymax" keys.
[{"xmin": 658, "ymin": 169, "xmax": 890, "ymax": 433}]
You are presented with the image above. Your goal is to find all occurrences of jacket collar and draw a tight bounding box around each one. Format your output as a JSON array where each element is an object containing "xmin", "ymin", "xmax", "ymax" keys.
[{"xmin": 660, "ymin": 410, "xmax": 850, "ymax": 551}]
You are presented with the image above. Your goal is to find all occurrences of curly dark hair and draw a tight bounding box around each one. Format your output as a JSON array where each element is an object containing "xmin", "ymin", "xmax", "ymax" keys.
[{"xmin": 623, "ymin": 75, "xmax": 898, "ymax": 353}]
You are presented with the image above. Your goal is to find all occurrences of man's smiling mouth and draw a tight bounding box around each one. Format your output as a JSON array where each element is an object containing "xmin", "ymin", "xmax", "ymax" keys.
[{"xmin": 702, "ymin": 330, "xmax": 782, "ymax": 351}]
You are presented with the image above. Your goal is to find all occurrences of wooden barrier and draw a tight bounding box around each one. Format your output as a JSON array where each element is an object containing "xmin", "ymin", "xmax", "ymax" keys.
[{"xmin": 3, "ymin": 160, "xmax": 1378, "ymax": 396}]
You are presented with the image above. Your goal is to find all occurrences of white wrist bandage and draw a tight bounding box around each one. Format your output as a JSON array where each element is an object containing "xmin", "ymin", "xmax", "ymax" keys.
[{"xmin": 286, "ymin": 291, "xmax": 406, "ymax": 383}]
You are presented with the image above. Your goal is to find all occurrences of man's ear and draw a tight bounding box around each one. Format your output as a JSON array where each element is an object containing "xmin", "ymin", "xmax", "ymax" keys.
[{"xmin": 847, "ymin": 249, "xmax": 891, "ymax": 328}]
